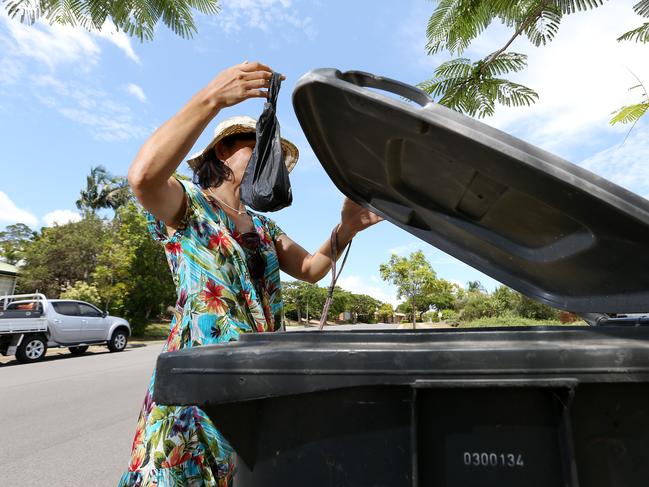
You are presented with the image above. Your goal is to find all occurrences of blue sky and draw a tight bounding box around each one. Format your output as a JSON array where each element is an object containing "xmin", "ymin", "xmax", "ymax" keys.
[{"xmin": 1, "ymin": 0, "xmax": 648, "ymax": 305}]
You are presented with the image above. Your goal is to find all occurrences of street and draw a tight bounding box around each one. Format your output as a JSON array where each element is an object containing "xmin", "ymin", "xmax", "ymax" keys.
[
  {"xmin": 1, "ymin": 343, "xmax": 163, "ymax": 487},
  {"xmin": 0, "ymin": 325, "xmax": 408, "ymax": 486}
]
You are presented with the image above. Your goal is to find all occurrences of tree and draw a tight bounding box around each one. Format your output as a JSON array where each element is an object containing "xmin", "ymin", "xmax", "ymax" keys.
[
  {"xmin": 380, "ymin": 250, "xmax": 438, "ymax": 329},
  {"xmin": 18, "ymin": 214, "xmax": 108, "ymax": 297},
  {"xmin": 3, "ymin": 0, "xmax": 219, "ymax": 41},
  {"xmin": 467, "ymin": 280, "xmax": 486, "ymax": 293},
  {"xmin": 282, "ymin": 281, "xmax": 326, "ymax": 324},
  {"xmin": 347, "ymin": 293, "xmax": 382, "ymax": 323},
  {"xmin": 421, "ymin": 0, "xmax": 649, "ymax": 127},
  {"xmin": 93, "ymin": 201, "xmax": 175, "ymax": 334},
  {"xmin": 0, "ymin": 223, "xmax": 36, "ymax": 265},
  {"xmin": 60, "ymin": 281, "xmax": 102, "ymax": 306},
  {"xmin": 76, "ymin": 165, "xmax": 132, "ymax": 214},
  {"xmin": 377, "ymin": 303, "xmax": 394, "ymax": 323}
]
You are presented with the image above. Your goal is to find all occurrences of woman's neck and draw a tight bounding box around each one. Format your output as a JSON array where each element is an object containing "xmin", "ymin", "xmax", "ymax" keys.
[{"xmin": 207, "ymin": 183, "xmax": 245, "ymax": 214}]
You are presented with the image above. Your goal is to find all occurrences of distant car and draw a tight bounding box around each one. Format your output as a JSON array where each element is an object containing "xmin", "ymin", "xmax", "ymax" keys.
[{"xmin": 0, "ymin": 293, "xmax": 131, "ymax": 363}]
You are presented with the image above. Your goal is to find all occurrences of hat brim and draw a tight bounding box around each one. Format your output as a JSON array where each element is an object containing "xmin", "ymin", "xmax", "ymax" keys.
[{"xmin": 187, "ymin": 122, "xmax": 299, "ymax": 174}]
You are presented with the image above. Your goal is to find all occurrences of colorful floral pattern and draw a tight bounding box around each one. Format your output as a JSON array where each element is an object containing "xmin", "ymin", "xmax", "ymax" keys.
[{"xmin": 118, "ymin": 178, "xmax": 285, "ymax": 486}]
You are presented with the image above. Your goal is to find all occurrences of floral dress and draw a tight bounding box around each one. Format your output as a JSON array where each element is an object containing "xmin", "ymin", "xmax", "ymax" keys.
[{"xmin": 118, "ymin": 178, "xmax": 285, "ymax": 487}]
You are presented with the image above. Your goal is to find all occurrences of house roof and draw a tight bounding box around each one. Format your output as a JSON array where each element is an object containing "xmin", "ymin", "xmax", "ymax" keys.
[{"xmin": 0, "ymin": 262, "xmax": 19, "ymax": 276}]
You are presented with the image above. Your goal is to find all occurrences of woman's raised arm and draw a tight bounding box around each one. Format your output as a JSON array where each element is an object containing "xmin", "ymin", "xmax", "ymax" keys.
[{"xmin": 127, "ymin": 61, "xmax": 275, "ymax": 228}]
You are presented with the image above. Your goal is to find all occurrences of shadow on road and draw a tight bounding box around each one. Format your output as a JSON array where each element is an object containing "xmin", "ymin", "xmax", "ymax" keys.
[{"xmin": 0, "ymin": 345, "xmax": 145, "ymax": 368}]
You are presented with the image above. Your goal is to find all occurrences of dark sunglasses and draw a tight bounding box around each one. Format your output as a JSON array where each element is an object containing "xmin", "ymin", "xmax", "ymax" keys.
[{"xmin": 240, "ymin": 232, "xmax": 265, "ymax": 280}]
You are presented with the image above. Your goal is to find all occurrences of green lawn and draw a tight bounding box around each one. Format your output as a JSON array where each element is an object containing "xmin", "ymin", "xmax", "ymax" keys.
[{"xmin": 133, "ymin": 322, "xmax": 170, "ymax": 341}]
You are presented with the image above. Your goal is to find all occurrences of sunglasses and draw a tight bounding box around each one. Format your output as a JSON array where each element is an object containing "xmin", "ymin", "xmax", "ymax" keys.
[{"xmin": 240, "ymin": 231, "xmax": 265, "ymax": 280}]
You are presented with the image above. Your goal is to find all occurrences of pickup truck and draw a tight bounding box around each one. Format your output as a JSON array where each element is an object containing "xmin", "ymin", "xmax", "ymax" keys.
[{"xmin": 0, "ymin": 293, "xmax": 131, "ymax": 363}]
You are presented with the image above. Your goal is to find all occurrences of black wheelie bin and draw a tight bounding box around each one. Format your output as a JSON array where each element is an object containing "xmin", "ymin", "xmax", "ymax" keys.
[{"xmin": 154, "ymin": 69, "xmax": 649, "ymax": 487}]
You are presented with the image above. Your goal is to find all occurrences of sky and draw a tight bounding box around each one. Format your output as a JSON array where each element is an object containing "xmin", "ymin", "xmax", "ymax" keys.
[{"xmin": 1, "ymin": 0, "xmax": 648, "ymax": 306}]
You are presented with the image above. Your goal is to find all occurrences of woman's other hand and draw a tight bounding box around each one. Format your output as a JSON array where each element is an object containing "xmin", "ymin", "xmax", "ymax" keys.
[
  {"xmin": 340, "ymin": 197, "xmax": 384, "ymax": 237},
  {"xmin": 205, "ymin": 61, "xmax": 285, "ymax": 111}
]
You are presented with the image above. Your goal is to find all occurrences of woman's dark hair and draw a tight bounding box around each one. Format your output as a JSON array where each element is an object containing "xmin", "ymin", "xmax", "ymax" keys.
[{"xmin": 192, "ymin": 132, "xmax": 256, "ymax": 189}]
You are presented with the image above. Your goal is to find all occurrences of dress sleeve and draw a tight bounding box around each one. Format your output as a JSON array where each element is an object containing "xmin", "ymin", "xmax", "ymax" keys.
[
  {"xmin": 261, "ymin": 215, "xmax": 286, "ymax": 244},
  {"xmin": 145, "ymin": 177, "xmax": 200, "ymax": 244}
]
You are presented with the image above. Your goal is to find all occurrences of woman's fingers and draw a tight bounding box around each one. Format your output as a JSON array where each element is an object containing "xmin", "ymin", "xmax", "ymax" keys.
[
  {"xmin": 240, "ymin": 61, "xmax": 273, "ymax": 73},
  {"xmin": 242, "ymin": 70, "xmax": 272, "ymax": 81},
  {"xmin": 244, "ymin": 78, "xmax": 271, "ymax": 89},
  {"xmin": 246, "ymin": 89, "xmax": 269, "ymax": 99}
]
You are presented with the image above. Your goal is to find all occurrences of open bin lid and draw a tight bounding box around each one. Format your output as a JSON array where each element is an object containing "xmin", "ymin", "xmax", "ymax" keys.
[{"xmin": 292, "ymin": 69, "xmax": 649, "ymax": 313}]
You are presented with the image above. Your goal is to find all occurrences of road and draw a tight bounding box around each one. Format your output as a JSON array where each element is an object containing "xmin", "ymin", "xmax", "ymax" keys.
[
  {"xmin": 0, "ymin": 343, "xmax": 163, "ymax": 487},
  {"xmin": 0, "ymin": 324, "xmax": 410, "ymax": 486}
]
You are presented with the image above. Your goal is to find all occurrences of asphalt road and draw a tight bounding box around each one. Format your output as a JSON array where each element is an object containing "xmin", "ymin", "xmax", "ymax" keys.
[
  {"xmin": 0, "ymin": 324, "xmax": 409, "ymax": 486},
  {"xmin": 0, "ymin": 343, "xmax": 163, "ymax": 487}
]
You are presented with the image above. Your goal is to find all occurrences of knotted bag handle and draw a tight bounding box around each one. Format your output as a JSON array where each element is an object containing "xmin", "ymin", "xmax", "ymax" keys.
[{"xmin": 318, "ymin": 224, "xmax": 352, "ymax": 330}]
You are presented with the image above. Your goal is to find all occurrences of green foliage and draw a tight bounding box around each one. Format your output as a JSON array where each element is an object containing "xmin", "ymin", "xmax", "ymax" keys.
[
  {"xmin": 457, "ymin": 290, "xmax": 497, "ymax": 321},
  {"xmin": 18, "ymin": 214, "xmax": 108, "ymax": 297},
  {"xmin": 377, "ymin": 303, "xmax": 394, "ymax": 322},
  {"xmin": 0, "ymin": 223, "xmax": 36, "ymax": 265},
  {"xmin": 419, "ymin": 53, "xmax": 538, "ymax": 118},
  {"xmin": 459, "ymin": 316, "xmax": 573, "ymax": 328},
  {"xmin": 348, "ymin": 293, "xmax": 382, "ymax": 323},
  {"xmin": 3, "ymin": 0, "xmax": 220, "ymax": 41},
  {"xmin": 618, "ymin": 1, "xmax": 649, "ymax": 42},
  {"xmin": 93, "ymin": 201, "xmax": 175, "ymax": 333},
  {"xmin": 380, "ymin": 250, "xmax": 439, "ymax": 328},
  {"xmin": 60, "ymin": 280, "xmax": 101, "ymax": 305},
  {"xmin": 515, "ymin": 294, "xmax": 560, "ymax": 320},
  {"xmin": 76, "ymin": 165, "xmax": 132, "ymax": 213},
  {"xmin": 420, "ymin": 0, "xmax": 649, "ymax": 125},
  {"xmin": 612, "ymin": 100, "xmax": 649, "ymax": 124}
]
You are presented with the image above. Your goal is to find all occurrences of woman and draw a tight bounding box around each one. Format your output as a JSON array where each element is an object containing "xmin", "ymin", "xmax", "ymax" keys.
[{"xmin": 119, "ymin": 61, "xmax": 382, "ymax": 486}]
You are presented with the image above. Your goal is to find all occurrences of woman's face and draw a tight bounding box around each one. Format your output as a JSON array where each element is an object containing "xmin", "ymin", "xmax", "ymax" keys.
[{"xmin": 216, "ymin": 137, "xmax": 256, "ymax": 185}]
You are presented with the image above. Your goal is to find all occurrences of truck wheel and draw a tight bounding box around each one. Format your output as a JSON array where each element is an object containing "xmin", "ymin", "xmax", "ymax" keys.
[
  {"xmin": 16, "ymin": 335, "xmax": 48, "ymax": 363},
  {"xmin": 69, "ymin": 346, "xmax": 89, "ymax": 355},
  {"xmin": 107, "ymin": 330, "xmax": 128, "ymax": 352}
]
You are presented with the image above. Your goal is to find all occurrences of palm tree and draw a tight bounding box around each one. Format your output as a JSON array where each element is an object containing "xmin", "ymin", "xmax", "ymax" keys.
[
  {"xmin": 76, "ymin": 165, "xmax": 132, "ymax": 213},
  {"xmin": 3, "ymin": 0, "xmax": 220, "ymax": 41}
]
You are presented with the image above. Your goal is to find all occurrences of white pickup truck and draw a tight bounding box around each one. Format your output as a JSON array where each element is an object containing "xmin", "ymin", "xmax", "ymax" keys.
[{"xmin": 0, "ymin": 293, "xmax": 131, "ymax": 363}]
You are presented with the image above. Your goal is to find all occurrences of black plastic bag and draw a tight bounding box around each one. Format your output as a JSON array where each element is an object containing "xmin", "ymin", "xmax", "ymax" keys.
[{"xmin": 240, "ymin": 72, "xmax": 293, "ymax": 212}]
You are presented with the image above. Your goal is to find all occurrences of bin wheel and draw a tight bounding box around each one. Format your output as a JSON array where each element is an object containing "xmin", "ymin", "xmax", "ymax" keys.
[
  {"xmin": 69, "ymin": 346, "xmax": 89, "ymax": 355},
  {"xmin": 16, "ymin": 335, "xmax": 48, "ymax": 363},
  {"xmin": 108, "ymin": 330, "xmax": 128, "ymax": 352}
]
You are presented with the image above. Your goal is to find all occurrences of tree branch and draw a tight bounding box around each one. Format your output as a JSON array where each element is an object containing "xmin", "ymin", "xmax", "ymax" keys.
[{"xmin": 480, "ymin": 0, "xmax": 551, "ymax": 74}]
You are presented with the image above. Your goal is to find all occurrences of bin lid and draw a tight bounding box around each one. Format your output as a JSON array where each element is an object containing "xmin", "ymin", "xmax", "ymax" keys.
[{"xmin": 292, "ymin": 69, "xmax": 649, "ymax": 313}]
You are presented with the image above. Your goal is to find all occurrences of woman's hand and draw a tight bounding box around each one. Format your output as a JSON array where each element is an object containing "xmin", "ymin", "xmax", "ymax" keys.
[
  {"xmin": 204, "ymin": 61, "xmax": 284, "ymax": 111},
  {"xmin": 340, "ymin": 197, "xmax": 384, "ymax": 238}
]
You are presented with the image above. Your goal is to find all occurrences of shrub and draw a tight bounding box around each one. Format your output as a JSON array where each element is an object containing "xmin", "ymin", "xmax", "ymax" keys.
[{"xmin": 60, "ymin": 281, "xmax": 102, "ymax": 306}]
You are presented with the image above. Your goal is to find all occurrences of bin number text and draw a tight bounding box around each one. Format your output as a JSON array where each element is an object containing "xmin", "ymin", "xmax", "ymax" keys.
[{"xmin": 463, "ymin": 452, "xmax": 525, "ymax": 468}]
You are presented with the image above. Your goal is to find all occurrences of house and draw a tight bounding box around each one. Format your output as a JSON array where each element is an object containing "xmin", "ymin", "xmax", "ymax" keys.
[{"xmin": 0, "ymin": 262, "xmax": 18, "ymax": 297}]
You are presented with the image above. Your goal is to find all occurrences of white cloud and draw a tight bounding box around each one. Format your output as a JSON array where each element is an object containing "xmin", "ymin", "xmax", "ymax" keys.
[
  {"xmin": 0, "ymin": 192, "xmax": 38, "ymax": 226},
  {"xmin": 387, "ymin": 242, "xmax": 422, "ymax": 256},
  {"xmin": 42, "ymin": 210, "xmax": 82, "ymax": 227},
  {"xmin": 0, "ymin": 11, "xmax": 139, "ymax": 68},
  {"xmin": 337, "ymin": 275, "xmax": 399, "ymax": 307},
  {"xmin": 126, "ymin": 83, "xmax": 147, "ymax": 102},
  {"xmin": 30, "ymin": 75, "xmax": 149, "ymax": 141},
  {"xmin": 216, "ymin": 0, "xmax": 317, "ymax": 41},
  {"xmin": 0, "ymin": 11, "xmax": 146, "ymax": 140},
  {"xmin": 93, "ymin": 21, "xmax": 141, "ymax": 64},
  {"xmin": 579, "ymin": 123, "xmax": 649, "ymax": 200}
]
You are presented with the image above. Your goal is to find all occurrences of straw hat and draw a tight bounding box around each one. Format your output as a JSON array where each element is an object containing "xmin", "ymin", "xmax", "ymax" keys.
[{"xmin": 187, "ymin": 115, "xmax": 299, "ymax": 173}]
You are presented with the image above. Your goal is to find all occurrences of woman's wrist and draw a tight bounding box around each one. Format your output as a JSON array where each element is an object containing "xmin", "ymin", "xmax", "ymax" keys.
[{"xmin": 336, "ymin": 223, "xmax": 357, "ymax": 245}]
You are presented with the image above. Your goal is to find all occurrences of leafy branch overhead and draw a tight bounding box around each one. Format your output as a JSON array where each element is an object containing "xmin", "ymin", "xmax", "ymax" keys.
[
  {"xmin": 610, "ymin": 0, "xmax": 649, "ymax": 130},
  {"xmin": 421, "ymin": 0, "xmax": 649, "ymax": 126},
  {"xmin": 2, "ymin": 0, "xmax": 220, "ymax": 41}
]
